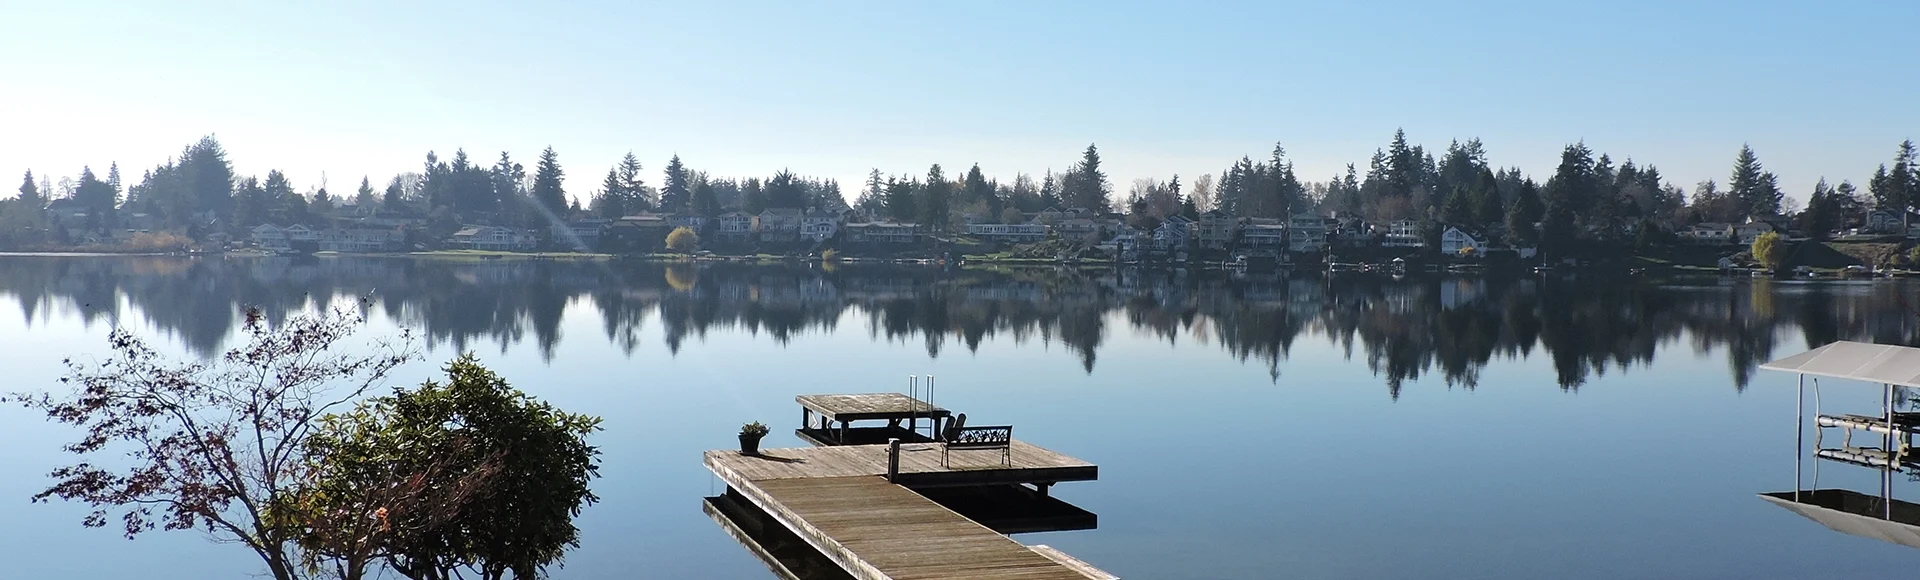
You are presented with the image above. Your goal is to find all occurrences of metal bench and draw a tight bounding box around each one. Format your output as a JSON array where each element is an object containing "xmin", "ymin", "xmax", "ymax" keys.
[{"xmin": 940, "ymin": 414, "xmax": 1012, "ymax": 466}]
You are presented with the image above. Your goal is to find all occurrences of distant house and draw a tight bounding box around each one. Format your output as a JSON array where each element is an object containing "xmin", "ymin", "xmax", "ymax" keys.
[
  {"xmin": 755, "ymin": 208, "xmax": 804, "ymax": 242},
  {"xmin": 1195, "ymin": 210, "xmax": 1238, "ymax": 249},
  {"xmin": 844, "ymin": 222, "xmax": 918, "ymax": 244},
  {"xmin": 284, "ymin": 224, "xmax": 318, "ymax": 243},
  {"xmin": 716, "ymin": 211, "xmax": 755, "ymax": 242},
  {"xmin": 1287, "ymin": 212, "xmax": 1327, "ymax": 253},
  {"xmin": 1241, "ymin": 223, "xmax": 1286, "ymax": 248},
  {"xmin": 966, "ymin": 222, "xmax": 1049, "ymax": 243},
  {"xmin": 1032, "ymin": 207, "xmax": 1067, "ymax": 225},
  {"xmin": 252, "ymin": 224, "xmax": 290, "ymax": 251},
  {"xmin": 666, "ymin": 213, "xmax": 709, "ymax": 232},
  {"xmin": 318, "ymin": 228, "xmax": 405, "ymax": 253},
  {"xmin": 552, "ymin": 218, "xmax": 610, "ymax": 251},
  {"xmin": 1054, "ymin": 218, "xmax": 1102, "ymax": 241},
  {"xmin": 1440, "ymin": 227, "xmax": 1487, "ymax": 255},
  {"xmin": 1383, "ymin": 220, "xmax": 1424, "ymax": 248},
  {"xmin": 1735, "ymin": 220, "xmax": 1780, "ymax": 245},
  {"xmin": 1866, "ymin": 210, "xmax": 1907, "ymax": 234},
  {"xmin": 450, "ymin": 225, "xmax": 536, "ymax": 251},
  {"xmin": 1680, "ymin": 222, "xmax": 1734, "ymax": 245},
  {"xmin": 602, "ymin": 214, "xmax": 673, "ymax": 252},
  {"xmin": 800, "ymin": 209, "xmax": 843, "ymax": 242},
  {"xmin": 1154, "ymin": 215, "xmax": 1194, "ymax": 250}
]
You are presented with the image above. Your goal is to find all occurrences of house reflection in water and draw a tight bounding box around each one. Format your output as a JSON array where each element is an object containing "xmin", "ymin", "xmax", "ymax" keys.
[{"xmin": 1758, "ymin": 341, "xmax": 1920, "ymax": 550}]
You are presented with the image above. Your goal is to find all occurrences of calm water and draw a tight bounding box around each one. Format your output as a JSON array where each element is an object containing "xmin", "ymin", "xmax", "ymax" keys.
[{"xmin": 2, "ymin": 256, "xmax": 1919, "ymax": 579}]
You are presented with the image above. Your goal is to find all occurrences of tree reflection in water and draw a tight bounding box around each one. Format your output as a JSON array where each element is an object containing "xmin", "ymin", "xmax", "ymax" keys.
[{"xmin": 2, "ymin": 256, "xmax": 1917, "ymax": 398}]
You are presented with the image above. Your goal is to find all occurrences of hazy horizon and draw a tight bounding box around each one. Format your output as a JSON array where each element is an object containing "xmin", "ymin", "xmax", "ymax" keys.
[{"xmin": 5, "ymin": 0, "xmax": 1916, "ymax": 207}]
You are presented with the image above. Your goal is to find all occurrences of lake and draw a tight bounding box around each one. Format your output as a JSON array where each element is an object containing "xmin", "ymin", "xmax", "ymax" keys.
[{"xmin": 2, "ymin": 255, "xmax": 1918, "ymax": 579}]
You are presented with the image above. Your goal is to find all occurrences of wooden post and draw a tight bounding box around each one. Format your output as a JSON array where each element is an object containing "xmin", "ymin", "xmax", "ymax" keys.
[{"xmin": 886, "ymin": 438, "xmax": 901, "ymax": 483}]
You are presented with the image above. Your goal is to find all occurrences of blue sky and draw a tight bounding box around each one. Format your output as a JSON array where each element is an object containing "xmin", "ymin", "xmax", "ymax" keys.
[{"xmin": 2, "ymin": 0, "xmax": 1915, "ymax": 206}]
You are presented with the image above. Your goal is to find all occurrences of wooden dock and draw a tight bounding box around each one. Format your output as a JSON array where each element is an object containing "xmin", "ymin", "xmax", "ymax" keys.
[{"xmin": 705, "ymin": 440, "xmax": 1110, "ymax": 579}]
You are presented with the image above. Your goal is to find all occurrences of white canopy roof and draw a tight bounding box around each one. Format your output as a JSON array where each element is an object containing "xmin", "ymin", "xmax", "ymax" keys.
[{"xmin": 1760, "ymin": 341, "xmax": 1920, "ymax": 389}]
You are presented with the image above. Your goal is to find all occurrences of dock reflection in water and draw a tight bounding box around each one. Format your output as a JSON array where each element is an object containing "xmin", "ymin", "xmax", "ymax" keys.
[{"xmin": 1760, "ymin": 341, "xmax": 1920, "ymax": 550}]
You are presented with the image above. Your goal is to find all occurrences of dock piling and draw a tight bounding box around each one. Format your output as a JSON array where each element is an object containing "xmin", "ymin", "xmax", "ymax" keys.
[{"xmin": 886, "ymin": 438, "xmax": 901, "ymax": 482}]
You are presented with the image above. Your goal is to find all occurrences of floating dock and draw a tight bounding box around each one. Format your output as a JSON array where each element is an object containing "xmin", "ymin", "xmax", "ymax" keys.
[{"xmin": 705, "ymin": 393, "xmax": 1112, "ymax": 579}]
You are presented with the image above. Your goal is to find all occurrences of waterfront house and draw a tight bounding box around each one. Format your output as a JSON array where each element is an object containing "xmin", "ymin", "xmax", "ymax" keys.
[
  {"xmin": 252, "ymin": 224, "xmax": 290, "ymax": 251},
  {"xmin": 318, "ymin": 228, "xmax": 405, "ymax": 253},
  {"xmin": 716, "ymin": 211, "xmax": 754, "ymax": 242},
  {"xmin": 1241, "ymin": 222, "xmax": 1286, "ymax": 248},
  {"xmin": 1866, "ymin": 209, "xmax": 1907, "ymax": 234},
  {"xmin": 755, "ymin": 208, "xmax": 804, "ymax": 243},
  {"xmin": 552, "ymin": 218, "xmax": 610, "ymax": 251},
  {"xmin": 1154, "ymin": 215, "xmax": 1194, "ymax": 250},
  {"xmin": 800, "ymin": 209, "xmax": 842, "ymax": 242},
  {"xmin": 966, "ymin": 221, "xmax": 1049, "ymax": 244},
  {"xmin": 843, "ymin": 222, "xmax": 919, "ymax": 244},
  {"xmin": 1440, "ymin": 227, "xmax": 1487, "ymax": 255},
  {"xmin": 1735, "ymin": 220, "xmax": 1781, "ymax": 245},
  {"xmin": 1287, "ymin": 212, "xmax": 1327, "ymax": 253},
  {"xmin": 1681, "ymin": 222, "xmax": 1735, "ymax": 245},
  {"xmin": 1383, "ymin": 219, "xmax": 1424, "ymax": 248},
  {"xmin": 451, "ymin": 225, "xmax": 536, "ymax": 251},
  {"xmin": 1196, "ymin": 210, "xmax": 1238, "ymax": 249},
  {"xmin": 666, "ymin": 213, "xmax": 709, "ymax": 232},
  {"xmin": 1054, "ymin": 218, "xmax": 1102, "ymax": 242}
]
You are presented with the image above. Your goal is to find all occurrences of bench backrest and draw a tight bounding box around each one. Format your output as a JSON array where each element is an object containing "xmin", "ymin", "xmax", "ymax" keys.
[{"xmin": 948, "ymin": 425, "xmax": 1012, "ymax": 449}]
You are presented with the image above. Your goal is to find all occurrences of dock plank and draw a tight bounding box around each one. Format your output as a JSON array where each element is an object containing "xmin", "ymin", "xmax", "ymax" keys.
[
  {"xmin": 753, "ymin": 476, "xmax": 1100, "ymax": 580},
  {"xmin": 799, "ymin": 393, "xmax": 951, "ymax": 423},
  {"xmin": 705, "ymin": 440, "xmax": 1096, "ymax": 487}
]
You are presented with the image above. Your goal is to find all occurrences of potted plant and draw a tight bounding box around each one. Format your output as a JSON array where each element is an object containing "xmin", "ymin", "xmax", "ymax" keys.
[{"xmin": 739, "ymin": 421, "xmax": 770, "ymax": 455}]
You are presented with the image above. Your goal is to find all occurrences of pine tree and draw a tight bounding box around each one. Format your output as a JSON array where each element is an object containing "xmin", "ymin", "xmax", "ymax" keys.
[
  {"xmin": 383, "ymin": 178, "xmax": 404, "ymax": 211},
  {"xmin": 1472, "ymin": 167, "xmax": 1504, "ymax": 227},
  {"xmin": 856, "ymin": 169, "xmax": 885, "ymax": 214},
  {"xmin": 920, "ymin": 164, "xmax": 951, "ymax": 232},
  {"xmin": 1870, "ymin": 140, "xmax": 1918, "ymax": 230},
  {"xmin": 690, "ymin": 180, "xmax": 720, "ymax": 217},
  {"xmin": 355, "ymin": 177, "xmax": 376, "ymax": 209},
  {"xmin": 531, "ymin": 146, "xmax": 567, "ymax": 216},
  {"xmin": 594, "ymin": 167, "xmax": 627, "ymax": 219},
  {"xmin": 1506, "ymin": 180, "xmax": 1544, "ymax": 245},
  {"xmin": 661, "ymin": 155, "xmax": 689, "ymax": 213},
  {"xmin": 1441, "ymin": 185, "xmax": 1474, "ymax": 226},
  {"xmin": 1801, "ymin": 178, "xmax": 1838, "ymax": 240},
  {"xmin": 18, "ymin": 171, "xmax": 42, "ymax": 209},
  {"xmin": 742, "ymin": 178, "xmax": 766, "ymax": 214},
  {"xmin": 617, "ymin": 152, "xmax": 648, "ymax": 211},
  {"xmin": 1039, "ymin": 172, "xmax": 1061, "ymax": 209},
  {"xmin": 1063, "ymin": 144, "xmax": 1109, "ymax": 211},
  {"xmin": 1727, "ymin": 144, "xmax": 1780, "ymax": 218}
]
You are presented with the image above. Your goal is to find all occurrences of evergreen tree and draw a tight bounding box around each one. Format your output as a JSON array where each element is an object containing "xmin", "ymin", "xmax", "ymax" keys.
[
  {"xmin": 1870, "ymin": 140, "xmax": 1918, "ymax": 230},
  {"xmin": 690, "ymin": 180, "xmax": 720, "ymax": 217},
  {"xmin": 1441, "ymin": 185, "xmax": 1474, "ymax": 226},
  {"xmin": 531, "ymin": 147, "xmax": 567, "ymax": 216},
  {"xmin": 1505, "ymin": 180, "xmax": 1544, "ymax": 245},
  {"xmin": 382, "ymin": 178, "xmax": 404, "ymax": 211},
  {"xmin": 920, "ymin": 164, "xmax": 951, "ymax": 232},
  {"xmin": 355, "ymin": 177, "xmax": 376, "ymax": 209},
  {"xmin": 616, "ymin": 152, "xmax": 648, "ymax": 211},
  {"xmin": 1472, "ymin": 167, "xmax": 1504, "ymax": 227},
  {"xmin": 1801, "ymin": 178, "xmax": 1839, "ymax": 240},
  {"xmin": 766, "ymin": 170, "xmax": 806, "ymax": 209},
  {"xmin": 311, "ymin": 187, "xmax": 334, "ymax": 216},
  {"xmin": 1039, "ymin": 172, "xmax": 1062, "ymax": 209},
  {"xmin": 593, "ymin": 168, "xmax": 627, "ymax": 219},
  {"xmin": 1063, "ymin": 144, "xmax": 1109, "ymax": 211},
  {"xmin": 18, "ymin": 171, "xmax": 42, "ymax": 209},
  {"xmin": 856, "ymin": 169, "xmax": 885, "ymax": 214},
  {"xmin": 106, "ymin": 163, "xmax": 122, "ymax": 200},
  {"xmin": 491, "ymin": 152, "xmax": 526, "ymax": 224},
  {"xmin": 885, "ymin": 177, "xmax": 916, "ymax": 222},
  {"xmin": 964, "ymin": 164, "xmax": 999, "ymax": 218},
  {"xmin": 742, "ymin": 178, "xmax": 766, "ymax": 214},
  {"xmin": 661, "ymin": 155, "xmax": 690, "ymax": 213},
  {"xmin": 1727, "ymin": 144, "xmax": 1781, "ymax": 218}
]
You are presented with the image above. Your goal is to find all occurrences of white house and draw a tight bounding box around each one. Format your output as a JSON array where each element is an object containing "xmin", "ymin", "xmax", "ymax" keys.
[
  {"xmin": 1867, "ymin": 210, "xmax": 1907, "ymax": 234},
  {"xmin": 318, "ymin": 228, "xmax": 404, "ymax": 253},
  {"xmin": 1735, "ymin": 221, "xmax": 1779, "ymax": 245},
  {"xmin": 1383, "ymin": 220, "xmax": 1424, "ymax": 247},
  {"xmin": 1287, "ymin": 212, "xmax": 1327, "ymax": 253},
  {"xmin": 966, "ymin": 222, "xmax": 1049, "ymax": 243},
  {"xmin": 1195, "ymin": 210, "xmax": 1238, "ymax": 249},
  {"xmin": 1153, "ymin": 215, "xmax": 1194, "ymax": 250},
  {"xmin": 1241, "ymin": 223, "xmax": 1286, "ymax": 247},
  {"xmin": 252, "ymin": 224, "xmax": 290, "ymax": 251},
  {"xmin": 755, "ymin": 208, "xmax": 804, "ymax": 242},
  {"xmin": 800, "ymin": 209, "xmax": 843, "ymax": 242},
  {"xmin": 716, "ymin": 212, "xmax": 755, "ymax": 242},
  {"xmin": 450, "ymin": 225, "xmax": 536, "ymax": 251},
  {"xmin": 1680, "ymin": 222, "xmax": 1734, "ymax": 245},
  {"xmin": 844, "ymin": 222, "xmax": 918, "ymax": 244},
  {"xmin": 1440, "ymin": 227, "xmax": 1486, "ymax": 255}
]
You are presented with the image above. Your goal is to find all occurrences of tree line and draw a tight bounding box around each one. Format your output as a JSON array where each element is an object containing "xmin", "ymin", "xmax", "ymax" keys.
[{"xmin": 5, "ymin": 133, "xmax": 1918, "ymax": 249}]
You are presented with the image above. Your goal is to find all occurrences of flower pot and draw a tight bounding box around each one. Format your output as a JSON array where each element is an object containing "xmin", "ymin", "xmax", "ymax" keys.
[{"xmin": 739, "ymin": 433, "xmax": 763, "ymax": 456}]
